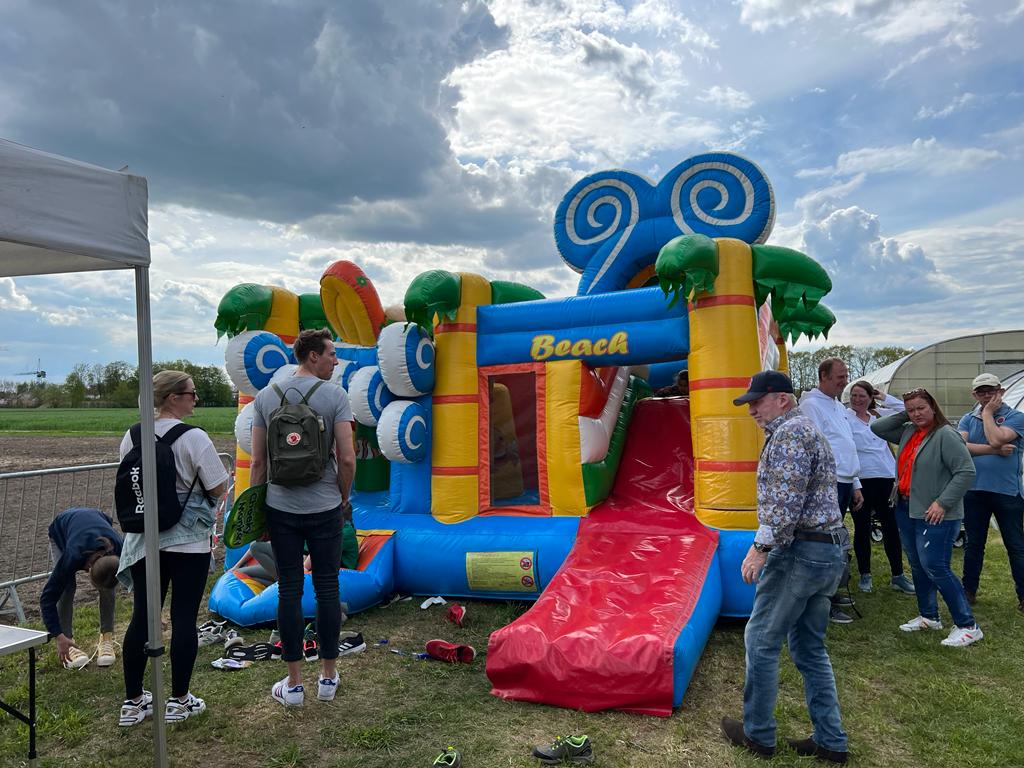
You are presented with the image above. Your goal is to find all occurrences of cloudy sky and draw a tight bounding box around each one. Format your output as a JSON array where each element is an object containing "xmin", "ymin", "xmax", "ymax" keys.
[{"xmin": 2, "ymin": 0, "xmax": 1023, "ymax": 382}]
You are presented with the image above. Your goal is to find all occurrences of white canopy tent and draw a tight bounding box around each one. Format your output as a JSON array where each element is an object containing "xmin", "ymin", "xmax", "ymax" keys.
[{"xmin": 1, "ymin": 137, "xmax": 170, "ymax": 768}]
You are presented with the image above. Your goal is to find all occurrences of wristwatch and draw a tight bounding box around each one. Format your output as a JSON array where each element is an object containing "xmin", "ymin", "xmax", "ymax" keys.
[{"xmin": 753, "ymin": 542, "xmax": 773, "ymax": 553}]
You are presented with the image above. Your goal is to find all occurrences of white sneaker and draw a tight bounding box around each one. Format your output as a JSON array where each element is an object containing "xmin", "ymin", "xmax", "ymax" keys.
[
  {"xmin": 96, "ymin": 633, "xmax": 116, "ymax": 667},
  {"xmin": 940, "ymin": 625, "xmax": 984, "ymax": 647},
  {"xmin": 165, "ymin": 692, "xmax": 207, "ymax": 723},
  {"xmin": 119, "ymin": 690, "xmax": 153, "ymax": 727},
  {"xmin": 899, "ymin": 615, "xmax": 943, "ymax": 632},
  {"xmin": 271, "ymin": 676, "xmax": 304, "ymax": 707},
  {"xmin": 317, "ymin": 674, "xmax": 340, "ymax": 702},
  {"xmin": 222, "ymin": 629, "xmax": 244, "ymax": 650},
  {"xmin": 64, "ymin": 646, "xmax": 91, "ymax": 670}
]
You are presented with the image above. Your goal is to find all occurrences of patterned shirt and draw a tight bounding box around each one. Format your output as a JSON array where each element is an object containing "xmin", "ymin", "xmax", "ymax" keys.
[{"xmin": 754, "ymin": 409, "xmax": 841, "ymax": 548}]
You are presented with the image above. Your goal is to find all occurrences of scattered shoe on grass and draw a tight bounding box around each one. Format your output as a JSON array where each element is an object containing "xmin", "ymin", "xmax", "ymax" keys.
[
  {"xmin": 226, "ymin": 642, "xmax": 277, "ymax": 662},
  {"xmin": 222, "ymin": 629, "xmax": 244, "ymax": 650},
  {"xmin": 829, "ymin": 607, "xmax": 854, "ymax": 625},
  {"xmin": 424, "ymin": 639, "xmax": 476, "ymax": 664},
  {"xmin": 532, "ymin": 734, "xmax": 595, "ymax": 764},
  {"xmin": 338, "ymin": 631, "xmax": 366, "ymax": 656},
  {"xmin": 433, "ymin": 746, "xmax": 462, "ymax": 767},
  {"xmin": 446, "ymin": 603, "xmax": 467, "ymax": 628}
]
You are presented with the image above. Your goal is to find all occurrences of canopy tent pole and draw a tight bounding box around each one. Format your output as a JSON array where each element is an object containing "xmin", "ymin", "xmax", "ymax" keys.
[{"xmin": 134, "ymin": 265, "xmax": 169, "ymax": 768}]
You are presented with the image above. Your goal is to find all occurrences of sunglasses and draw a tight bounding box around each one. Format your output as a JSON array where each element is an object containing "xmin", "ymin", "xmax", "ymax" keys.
[
  {"xmin": 174, "ymin": 390, "xmax": 199, "ymax": 400},
  {"xmin": 901, "ymin": 388, "xmax": 929, "ymax": 400}
]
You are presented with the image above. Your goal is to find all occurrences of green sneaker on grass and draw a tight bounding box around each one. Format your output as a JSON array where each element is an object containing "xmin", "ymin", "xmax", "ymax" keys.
[
  {"xmin": 433, "ymin": 746, "xmax": 461, "ymax": 767},
  {"xmin": 532, "ymin": 735, "xmax": 595, "ymax": 764}
]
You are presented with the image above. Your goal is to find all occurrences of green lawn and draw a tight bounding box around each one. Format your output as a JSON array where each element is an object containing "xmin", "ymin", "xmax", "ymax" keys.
[
  {"xmin": 2, "ymin": 538, "xmax": 1022, "ymax": 768},
  {"xmin": 0, "ymin": 408, "xmax": 237, "ymax": 436}
]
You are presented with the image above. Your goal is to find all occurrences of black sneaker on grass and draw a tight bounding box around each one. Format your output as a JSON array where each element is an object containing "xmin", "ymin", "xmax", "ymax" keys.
[
  {"xmin": 531, "ymin": 735, "xmax": 595, "ymax": 764},
  {"xmin": 338, "ymin": 631, "xmax": 366, "ymax": 656},
  {"xmin": 829, "ymin": 606, "xmax": 854, "ymax": 624}
]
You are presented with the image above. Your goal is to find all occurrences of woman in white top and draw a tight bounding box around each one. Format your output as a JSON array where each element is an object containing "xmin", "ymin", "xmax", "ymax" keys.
[
  {"xmin": 845, "ymin": 380, "xmax": 915, "ymax": 595},
  {"xmin": 116, "ymin": 370, "xmax": 229, "ymax": 727}
]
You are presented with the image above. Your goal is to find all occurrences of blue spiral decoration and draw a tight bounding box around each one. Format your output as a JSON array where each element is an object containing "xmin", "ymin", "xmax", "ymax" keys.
[
  {"xmin": 348, "ymin": 366, "xmax": 394, "ymax": 427},
  {"xmin": 224, "ymin": 330, "xmax": 292, "ymax": 396},
  {"xmin": 377, "ymin": 400, "xmax": 429, "ymax": 464},
  {"xmin": 553, "ymin": 152, "xmax": 774, "ymax": 295},
  {"xmin": 377, "ymin": 322, "xmax": 436, "ymax": 397}
]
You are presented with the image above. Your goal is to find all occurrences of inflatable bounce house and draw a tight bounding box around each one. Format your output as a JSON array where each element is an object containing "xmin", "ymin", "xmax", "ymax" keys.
[{"xmin": 208, "ymin": 151, "xmax": 836, "ymax": 717}]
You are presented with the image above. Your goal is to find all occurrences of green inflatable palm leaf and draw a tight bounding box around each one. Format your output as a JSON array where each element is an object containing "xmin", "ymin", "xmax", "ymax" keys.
[
  {"xmin": 214, "ymin": 283, "xmax": 275, "ymax": 340},
  {"xmin": 298, "ymin": 293, "xmax": 335, "ymax": 336},
  {"xmin": 750, "ymin": 245, "xmax": 831, "ymax": 313},
  {"xmin": 404, "ymin": 270, "xmax": 462, "ymax": 331},
  {"xmin": 774, "ymin": 301, "xmax": 836, "ymax": 343},
  {"xmin": 490, "ymin": 281, "xmax": 545, "ymax": 305},
  {"xmin": 655, "ymin": 234, "xmax": 719, "ymax": 308}
]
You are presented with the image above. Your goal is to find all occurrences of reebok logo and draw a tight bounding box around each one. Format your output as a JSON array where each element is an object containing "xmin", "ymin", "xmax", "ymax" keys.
[{"xmin": 130, "ymin": 466, "xmax": 145, "ymax": 515}]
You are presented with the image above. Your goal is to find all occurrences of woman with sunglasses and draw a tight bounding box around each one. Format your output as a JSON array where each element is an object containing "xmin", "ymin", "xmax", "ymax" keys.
[
  {"xmin": 116, "ymin": 370, "xmax": 229, "ymax": 726},
  {"xmin": 871, "ymin": 388, "xmax": 981, "ymax": 646},
  {"xmin": 844, "ymin": 381, "xmax": 915, "ymax": 595}
]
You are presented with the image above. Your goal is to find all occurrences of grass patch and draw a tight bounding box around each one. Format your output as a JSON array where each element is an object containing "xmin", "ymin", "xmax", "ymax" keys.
[
  {"xmin": 1, "ymin": 539, "xmax": 1022, "ymax": 767},
  {"xmin": 0, "ymin": 407, "xmax": 237, "ymax": 436}
]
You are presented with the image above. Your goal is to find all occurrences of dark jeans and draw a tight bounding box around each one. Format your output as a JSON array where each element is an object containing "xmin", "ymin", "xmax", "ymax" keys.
[
  {"xmin": 894, "ymin": 500, "xmax": 975, "ymax": 628},
  {"xmin": 962, "ymin": 490, "xmax": 1024, "ymax": 601},
  {"xmin": 852, "ymin": 477, "xmax": 905, "ymax": 577},
  {"xmin": 743, "ymin": 538, "xmax": 848, "ymax": 751},
  {"xmin": 123, "ymin": 551, "xmax": 210, "ymax": 699},
  {"xmin": 267, "ymin": 504, "xmax": 343, "ymax": 663}
]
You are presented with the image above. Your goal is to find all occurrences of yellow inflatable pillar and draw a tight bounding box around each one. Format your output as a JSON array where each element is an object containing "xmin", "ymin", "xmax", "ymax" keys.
[
  {"xmin": 431, "ymin": 273, "xmax": 492, "ymax": 523},
  {"xmin": 688, "ymin": 238, "xmax": 763, "ymax": 530}
]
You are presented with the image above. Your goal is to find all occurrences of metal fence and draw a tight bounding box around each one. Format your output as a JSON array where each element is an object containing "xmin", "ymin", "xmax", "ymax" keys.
[{"xmin": 0, "ymin": 454, "xmax": 234, "ymax": 624}]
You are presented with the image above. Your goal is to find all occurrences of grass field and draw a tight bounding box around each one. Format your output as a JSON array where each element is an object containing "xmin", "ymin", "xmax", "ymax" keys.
[
  {"xmin": 1, "ymin": 540, "xmax": 1022, "ymax": 768},
  {"xmin": 0, "ymin": 408, "xmax": 237, "ymax": 436}
]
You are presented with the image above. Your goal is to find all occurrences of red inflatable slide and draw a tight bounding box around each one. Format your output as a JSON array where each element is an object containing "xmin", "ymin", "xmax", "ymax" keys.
[{"xmin": 486, "ymin": 397, "xmax": 720, "ymax": 716}]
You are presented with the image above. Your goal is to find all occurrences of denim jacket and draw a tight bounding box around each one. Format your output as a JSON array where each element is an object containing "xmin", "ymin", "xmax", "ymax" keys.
[{"xmin": 116, "ymin": 491, "xmax": 216, "ymax": 589}]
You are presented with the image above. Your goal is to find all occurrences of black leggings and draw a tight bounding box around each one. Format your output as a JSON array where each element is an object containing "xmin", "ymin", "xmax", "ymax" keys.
[
  {"xmin": 123, "ymin": 551, "xmax": 210, "ymax": 700},
  {"xmin": 847, "ymin": 477, "xmax": 905, "ymax": 577}
]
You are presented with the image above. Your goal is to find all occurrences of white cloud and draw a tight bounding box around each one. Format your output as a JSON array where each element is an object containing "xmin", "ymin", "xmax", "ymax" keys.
[
  {"xmin": 834, "ymin": 138, "xmax": 1001, "ymax": 176},
  {"xmin": 0, "ymin": 278, "xmax": 32, "ymax": 311},
  {"xmin": 698, "ymin": 85, "xmax": 753, "ymax": 110},
  {"xmin": 916, "ymin": 92, "xmax": 976, "ymax": 120}
]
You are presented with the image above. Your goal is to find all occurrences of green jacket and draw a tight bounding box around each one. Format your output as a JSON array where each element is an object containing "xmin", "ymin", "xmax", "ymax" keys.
[{"xmin": 871, "ymin": 413, "xmax": 975, "ymax": 520}]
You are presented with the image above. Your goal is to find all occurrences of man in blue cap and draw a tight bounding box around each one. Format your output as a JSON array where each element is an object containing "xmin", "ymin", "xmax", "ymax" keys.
[{"xmin": 721, "ymin": 371, "xmax": 849, "ymax": 764}]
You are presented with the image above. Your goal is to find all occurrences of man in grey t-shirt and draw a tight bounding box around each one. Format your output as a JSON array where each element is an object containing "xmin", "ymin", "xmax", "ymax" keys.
[{"xmin": 250, "ymin": 328, "xmax": 356, "ymax": 707}]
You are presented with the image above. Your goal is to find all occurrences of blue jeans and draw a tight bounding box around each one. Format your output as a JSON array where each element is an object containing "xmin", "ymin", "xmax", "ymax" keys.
[
  {"xmin": 266, "ymin": 504, "xmax": 343, "ymax": 662},
  {"xmin": 962, "ymin": 490, "xmax": 1024, "ymax": 601},
  {"xmin": 743, "ymin": 539, "xmax": 848, "ymax": 751},
  {"xmin": 894, "ymin": 500, "xmax": 975, "ymax": 627}
]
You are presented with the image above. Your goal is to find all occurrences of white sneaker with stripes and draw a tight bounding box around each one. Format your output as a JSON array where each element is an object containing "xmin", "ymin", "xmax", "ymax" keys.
[
  {"xmin": 119, "ymin": 690, "xmax": 153, "ymax": 727},
  {"xmin": 165, "ymin": 693, "xmax": 207, "ymax": 723}
]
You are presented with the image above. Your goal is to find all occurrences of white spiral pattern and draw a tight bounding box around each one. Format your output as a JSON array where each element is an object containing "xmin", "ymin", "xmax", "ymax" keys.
[
  {"xmin": 565, "ymin": 179, "xmax": 639, "ymax": 289},
  {"xmin": 670, "ymin": 162, "xmax": 755, "ymax": 233}
]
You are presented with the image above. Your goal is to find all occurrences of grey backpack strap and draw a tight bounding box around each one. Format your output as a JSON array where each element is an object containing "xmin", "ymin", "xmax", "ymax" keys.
[
  {"xmin": 271, "ymin": 383, "xmax": 286, "ymax": 405},
  {"xmin": 301, "ymin": 379, "xmax": 325, "ymax": 404}
]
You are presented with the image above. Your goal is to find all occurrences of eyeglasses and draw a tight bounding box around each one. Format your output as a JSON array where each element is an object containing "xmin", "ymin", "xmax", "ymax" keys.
[
  {"xmin": 973, "ymin": 387, "xmax": 999, "ymax": 396},
  {"xmin": 901, "ymin": 388, "xmax": 928, "ymax": 400},
  {"xmin": 174, "ymin": 390, "xmax": 199, "ymax": 400}
]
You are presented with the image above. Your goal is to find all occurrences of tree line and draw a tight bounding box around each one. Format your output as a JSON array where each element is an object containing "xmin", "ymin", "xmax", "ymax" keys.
[
  {"xmin": 0, "ymin": 360, "xmax": 235, "ymax": 408},
  {"xmin": 788, "ymin": 345, "xmax": 913, "ymax": 394}
]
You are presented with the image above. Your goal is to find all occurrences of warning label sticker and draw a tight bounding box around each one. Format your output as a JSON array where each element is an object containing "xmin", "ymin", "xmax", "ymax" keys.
[{"xmin": 465, "ymin": 551, "xmax": 538, "ymax": 592}]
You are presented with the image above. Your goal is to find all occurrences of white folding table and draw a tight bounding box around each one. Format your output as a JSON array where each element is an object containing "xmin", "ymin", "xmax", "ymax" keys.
[{"xmin": 0, "ymin": 624, "xmax": 49, "ymax": 767}]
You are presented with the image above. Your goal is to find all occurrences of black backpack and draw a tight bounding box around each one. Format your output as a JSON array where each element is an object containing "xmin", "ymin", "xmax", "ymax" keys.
[
  {"xmin": 267, "ymin": 380, "xmax": 330, "ymax": 486},
  {"xmin": 115, "ymin": 423, "xmax": 203, "ymax": 533}
]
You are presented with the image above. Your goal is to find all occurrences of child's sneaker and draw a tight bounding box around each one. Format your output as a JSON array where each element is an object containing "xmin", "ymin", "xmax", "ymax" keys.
[
  {"xmin": 338, "ymin": 631, "xmax": 366, "ymax": 656},
  {"xmin": 64, "ymin": 645, "xmax": 91, "ymax": 670},
  {"xmin": 165, "ymin": 692, "xmax": 206, "ymax": 723},
  {"xmin": 445, "ymin": 603, "xmax": 467, "ymax": 627},
  {"xmin": 532, "ymin": 735, "xmax": 595, "ymax": 764},
  {"xmin": 118, "ymin": 690, "xmax": 153, "ymax": 727},
  {"xmin": 433, "ymin": 746, "xmax": 462, "ymax": 767},
  {"xmin": 271, "ymin": 676, "xmax": 304, "ymax": 707},
  {"xmin": 96, "ymin": 633, "xmax": 116, "ymax": 667},
  {"xmin": 317, "ymin": 674, "xmax": 340, "ymax": 702},
  {"xmin": 424, "ymin": 639, "xmax": 476, "ymax": 664}
]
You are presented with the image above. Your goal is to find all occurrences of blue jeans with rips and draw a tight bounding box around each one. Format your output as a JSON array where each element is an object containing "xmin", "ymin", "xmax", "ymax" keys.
[
  {"xmin": 962, "ymin": 490, "xmax": 1024, "ymax": 602},
  {"xmin": 894, "ymin": 500, "xmax": 975, "ymax": 628},
  {"xmin": 743, "ymin": 538, "xmax": 848, "ymax": 751}
]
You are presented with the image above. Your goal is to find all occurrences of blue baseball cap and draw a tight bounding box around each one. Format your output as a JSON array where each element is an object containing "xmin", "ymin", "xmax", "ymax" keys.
[{"xmin": 733, "ymin": 370, "xmax": 795, "ymax": 405}]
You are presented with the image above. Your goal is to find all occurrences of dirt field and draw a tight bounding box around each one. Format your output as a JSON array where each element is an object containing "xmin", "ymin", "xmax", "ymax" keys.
[{"xmin": 0, "ymin": 434, "xmax": 235, "ymax": 624}]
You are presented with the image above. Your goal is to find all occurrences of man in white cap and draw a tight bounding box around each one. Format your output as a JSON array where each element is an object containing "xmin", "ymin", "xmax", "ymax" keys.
[
  {"xmin": 958, "ymin": 373, "xmax": 1024, "ymax": 614},
  {"xmin": 721, "ymin": 371, "xmax": 849, "ymax": 765}
]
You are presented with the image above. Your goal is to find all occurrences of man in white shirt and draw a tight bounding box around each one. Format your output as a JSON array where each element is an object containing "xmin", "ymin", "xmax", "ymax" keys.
[{"xmin": 799, "ymin": 357, "xmax": 862, "ymax": 624}]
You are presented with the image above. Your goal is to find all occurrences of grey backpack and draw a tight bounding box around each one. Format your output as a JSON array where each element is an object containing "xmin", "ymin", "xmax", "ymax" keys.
[{"xmin": 266, "ymin": 381, "xmax": 329, "ymax": 486}]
